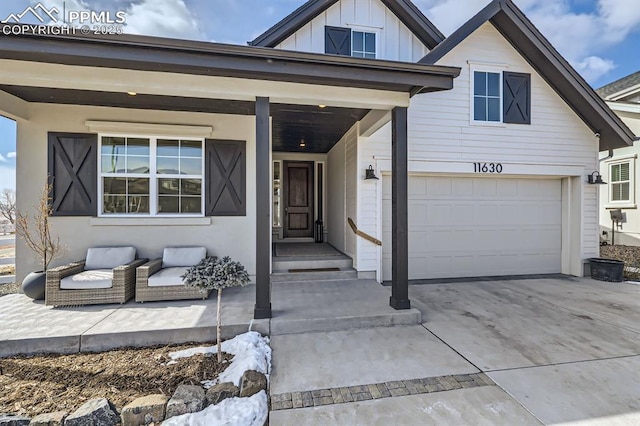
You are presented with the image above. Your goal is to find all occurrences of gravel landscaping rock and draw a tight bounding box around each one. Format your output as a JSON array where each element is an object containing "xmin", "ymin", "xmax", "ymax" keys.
[
  {"xmin": 165, "ymin": 385, "xmax": 205, "ymax": 419},
  {"xmin": 29, "ymin": 411, "xmax": 67, "ymax": 426},
  {"xmin": 600, "ymin": 245, "xmax": 640, "ymax": 279},
  {"xmin": 0, "ymin": 414, "xmax": 30, "ymax": 426},
  {"xmin": 239, "ymin": 370, "xmax": 267, "ymax": 398},
  {"xmin": 120, "ymin": 394, "xmax": 167, "ymax": 426},
  {"xmin": 64, "ymin": 399, "xmax": 118, "ymax": 426},
  {"xmin": 206, "ymin": 382, "xmax": 239, "ymax": 406}
]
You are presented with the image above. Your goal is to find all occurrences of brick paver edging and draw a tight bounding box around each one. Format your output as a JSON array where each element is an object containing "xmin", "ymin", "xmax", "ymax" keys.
[{"xmin": 270, "ymin": 372, "xmax": 495, "ymax": 411}]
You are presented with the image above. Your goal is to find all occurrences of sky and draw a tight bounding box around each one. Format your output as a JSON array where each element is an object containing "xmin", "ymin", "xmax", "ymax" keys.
[{"xmin": 0, "ymin": 0, "xmax": 639, "ymax": 191}]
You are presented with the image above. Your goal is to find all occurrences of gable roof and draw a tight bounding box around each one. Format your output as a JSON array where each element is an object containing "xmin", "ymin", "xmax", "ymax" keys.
[
  {"xmin": 419, "ymin": 0, "xmax": 636, "ymax": 151},
  {"xmin": 597, "ymin": 71, "xmax": 640, "ymax": 101},
  {"xmin": 249, "ymin": 0, "xmax": 444, "ymax": 50}
]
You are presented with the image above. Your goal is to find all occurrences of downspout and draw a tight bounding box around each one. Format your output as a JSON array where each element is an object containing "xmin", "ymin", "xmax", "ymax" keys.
[{"xmin": 599, "ymin": 149, "xmax": 613, "ymax": 162}]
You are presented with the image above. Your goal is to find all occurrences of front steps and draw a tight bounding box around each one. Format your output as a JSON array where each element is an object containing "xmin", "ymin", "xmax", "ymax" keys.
[
  {"xmin": 271, "ymin": 253, "xmax": 357, "ymax": 283},
  {"xmin": 269, "ymin": 279, "xmax": 422, "ymax": 335},
  {"xmin": 268, "ymin": 243, "xmax": 422, "ymax": 335}
]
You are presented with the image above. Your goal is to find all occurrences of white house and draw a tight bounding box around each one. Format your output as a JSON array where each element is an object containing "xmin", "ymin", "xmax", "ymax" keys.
[
  {"xmin": 597, "ymin": 71, "xmax": 640, "ymax": 245},
  {"xmin": 1, "ymin": 0, "xmax": 634, "ymax": 318}
]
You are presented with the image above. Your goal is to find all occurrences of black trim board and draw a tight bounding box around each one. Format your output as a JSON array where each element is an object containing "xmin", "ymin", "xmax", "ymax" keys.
[
  {"xmin": 249, "ymin": 0, "xmax": 339, "ymax": 48},
  {"xmin": 390, "ymin": 106, "xmax": 410, "ymax": 310},
  {"xmin": 418, "ymin": 0, "xmax": 635, "ymax": 151},
  {"xmin": 380, "ymin": 0, "xmax": 444, "ymax": 50},
  {"xmin": 0, "ymin": 26, "xmax": 459, "ymax": 95},
  {"xmin": 249, "ymin": 0, "xmax": 444, "ymax": 50},
  {"xmin": 254, "ymin": 97, "xmax": 272, "ymax": 319}
]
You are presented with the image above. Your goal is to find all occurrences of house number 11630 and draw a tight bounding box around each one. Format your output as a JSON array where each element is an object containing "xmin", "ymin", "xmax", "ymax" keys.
[{"xmin": 473, "ymin": 163, "xmax": 503, "ymax": 173}]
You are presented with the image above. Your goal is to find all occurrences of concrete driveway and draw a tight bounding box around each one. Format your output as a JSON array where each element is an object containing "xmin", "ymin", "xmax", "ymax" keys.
[{"xmin": 270, "ymin": 277, "xmax": 640, "ymax": 425}]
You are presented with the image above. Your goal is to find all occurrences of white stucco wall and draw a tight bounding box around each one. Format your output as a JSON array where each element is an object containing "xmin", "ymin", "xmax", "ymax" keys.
[
  {"xmin": 16, "ymin": 104, "xmax": 258, "ymax": 281},
  {"xmin": 359, "ymin": 22, "xmax": 600, "ymax": 278},
  {"xmin": 275, "ymin": 0, "xmax": 429, "ymax": 62}
]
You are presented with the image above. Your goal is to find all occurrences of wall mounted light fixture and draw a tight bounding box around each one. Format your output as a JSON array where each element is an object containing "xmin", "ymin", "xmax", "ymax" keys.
[
  {"xmin": 365, "ymin": 165, "xmax": 379, "ymax": 180},
  {"xmin": 587, "ymin": 170, "xmax": 606, "ymax": 185}
]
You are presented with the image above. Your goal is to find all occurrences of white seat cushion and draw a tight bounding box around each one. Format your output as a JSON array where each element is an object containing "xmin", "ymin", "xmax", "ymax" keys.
[
  {"xmin": 85, "ymin": 246, "xmax": 136, "ymax": 270},
  {"xmin": 60, "ymin": 269, "xmax": 114, "ymax": 290},
  {"xmin": 148, "ymin": 267, "xmax": 190, "ymax": 287},
  {"xmin": 162, "ymin": 247, "xmax": 206, "ymax": 268}
]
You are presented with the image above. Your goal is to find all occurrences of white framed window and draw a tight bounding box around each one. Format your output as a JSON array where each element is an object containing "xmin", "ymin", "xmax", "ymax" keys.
[
  {"xmin": 610, "ymin": 161, "xmax": 631, "ymax": 202},
  {"xmin": 473, "ymin": 70, "xmax": 502, "ymax": 122},
  {"xmin": 99, "ymin": 134, "xmax": 204, "ymax": 216},
  {"xmin": 352, "ymin": 31, "xmax": 376, "ymax": 59}
]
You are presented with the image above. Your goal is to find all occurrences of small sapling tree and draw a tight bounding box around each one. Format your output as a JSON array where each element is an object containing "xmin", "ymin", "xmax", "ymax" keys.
[{"xmin": 182, "ymin": 256, "xmax": 250, "ymax": 362}]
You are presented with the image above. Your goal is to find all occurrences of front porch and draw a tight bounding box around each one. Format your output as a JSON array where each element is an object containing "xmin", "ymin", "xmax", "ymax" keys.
[
  {"xmin": 0, "ymin": 27, "xmax": 459, "ymax": 320},
  {"xmin": 0, "ymin": 279, "xmax": 421, "ymax": 357}
]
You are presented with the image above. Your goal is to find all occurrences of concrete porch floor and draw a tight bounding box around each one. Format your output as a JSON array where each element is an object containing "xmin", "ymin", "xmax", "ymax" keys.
[{"xmin": 0, "ymin": 279, "xmax": 420, "ymax": 357}]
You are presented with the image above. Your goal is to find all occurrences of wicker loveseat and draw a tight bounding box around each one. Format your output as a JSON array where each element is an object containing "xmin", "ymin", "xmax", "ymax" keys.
[
  {"xmin": 135, "ymin": 247, "xmax": 211, "ymax": 302},
  {"xmin": 46, "ymin": 246, "xmax": 147, "ymax": 307}
]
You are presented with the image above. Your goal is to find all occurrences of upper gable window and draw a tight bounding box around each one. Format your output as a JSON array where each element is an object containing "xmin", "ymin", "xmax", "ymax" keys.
[
  {"xmin": 474, "ymin": 71, "xmax": 501, "ymax": 122},
  {"xmin": 472, "ymin": 68, "xmax": 531, "ymax": 125},
  {"xmin": 352, "ymin": 31, "xmax": 376, "ymax": 59},
  {"xmin": 325, "ymin": 26, "xmax": 376, "ymax": 58}
]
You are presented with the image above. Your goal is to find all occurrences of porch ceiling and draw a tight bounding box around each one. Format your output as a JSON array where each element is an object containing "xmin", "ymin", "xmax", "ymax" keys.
[{"xmin": 0, "ymin": 85, "xmax": 367, "ymax": 153}]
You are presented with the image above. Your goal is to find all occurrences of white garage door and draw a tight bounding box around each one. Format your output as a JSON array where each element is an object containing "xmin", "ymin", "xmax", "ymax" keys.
[{"xmin": 382, "ymin": 176, "xmax": 562, "ymax": 281}]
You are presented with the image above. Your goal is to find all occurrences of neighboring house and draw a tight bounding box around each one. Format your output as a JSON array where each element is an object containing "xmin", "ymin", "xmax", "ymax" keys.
[
  {"xmin": 597, "ymin": 72, "xmax": 640, "ymax": 245},
  {"xmin": 1, "ymin": 0, "xmax": 634, "ymax": 318}
]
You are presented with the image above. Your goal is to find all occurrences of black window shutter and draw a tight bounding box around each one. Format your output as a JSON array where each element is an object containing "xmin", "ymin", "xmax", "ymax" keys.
[
  {"xmin": 325, "ymin": 26, "xmax": 351, "ymax": 56},
  {"xmin": 48, "ymin": 132, "xmax": 97, "ymax": 216},
  {"xmin": 503, "ymin": 72, "xmax": 531, "ymax": 124},
  {"xmin": 205, "ymin": 139, "xmax": 246, "ymax": 216}
]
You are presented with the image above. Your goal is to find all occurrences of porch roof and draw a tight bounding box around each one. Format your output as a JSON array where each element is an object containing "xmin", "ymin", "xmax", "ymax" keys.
[
  {"xmin": 0, "ymin": 24, "xmax": 459, "ymax": 94},
  {"xmin": 0, "ymin": 25, "xmax": 460, "ymax": 152}
]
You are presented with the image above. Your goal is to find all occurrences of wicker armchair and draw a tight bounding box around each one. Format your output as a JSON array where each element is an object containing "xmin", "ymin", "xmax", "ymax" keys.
[
  {"xmin": 45, "ymin": 247, "xmax": 147, "ymax": 307},
  {"xmin": 135, "ymin": 247, "xmax": 211, "ymax": 302}
]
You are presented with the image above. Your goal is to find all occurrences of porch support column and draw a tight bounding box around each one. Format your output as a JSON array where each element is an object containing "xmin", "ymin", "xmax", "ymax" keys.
[
  {"xmin": 254, "ymin": 96, "xmax": 272, "ymax": 319},
  {"xmin": 390, "ymin": 106, "xmax": 411, "ymax": 310}
]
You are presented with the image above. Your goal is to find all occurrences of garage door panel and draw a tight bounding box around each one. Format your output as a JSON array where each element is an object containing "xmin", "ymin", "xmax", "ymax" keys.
[{"xmin": 382, "ymin": 176, "xmax": 562, "ymax": 281}]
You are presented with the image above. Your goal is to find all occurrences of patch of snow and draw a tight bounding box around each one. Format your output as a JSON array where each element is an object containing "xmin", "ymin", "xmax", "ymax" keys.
[
  {"xmin": 162, "ymin": 391, "xmax": 268, "ymax": 426},
  {"xmin": 169, "ymin": 331, "xmax": 271, "ymax": 387}
]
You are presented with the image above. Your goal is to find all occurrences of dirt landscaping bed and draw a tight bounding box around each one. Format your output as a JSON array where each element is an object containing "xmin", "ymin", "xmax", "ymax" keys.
[{"xmin": 0, "ymin": 344, "xmax": 231, "ymax": 417}]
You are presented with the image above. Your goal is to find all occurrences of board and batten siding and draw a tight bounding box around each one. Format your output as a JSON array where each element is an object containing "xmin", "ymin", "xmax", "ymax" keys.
[
  {"xmin": 359, "ymin": 22, "xmax": 600, "ymax": 278},
  {"xmin": 275, "ymin": 0, "xmax": 429, "ymax": 62}
]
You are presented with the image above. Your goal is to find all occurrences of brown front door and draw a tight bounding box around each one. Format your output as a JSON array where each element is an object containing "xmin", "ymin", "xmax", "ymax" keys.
[{"xmin": 283, "ymin": 161, "xmax": 314, "ymax": 238}]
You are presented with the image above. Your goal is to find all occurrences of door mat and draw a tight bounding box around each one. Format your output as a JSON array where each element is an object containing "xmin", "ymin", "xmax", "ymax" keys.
[{"xmin": 288, "ymin": 268, "xmax": 341, "ymax": 273}]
